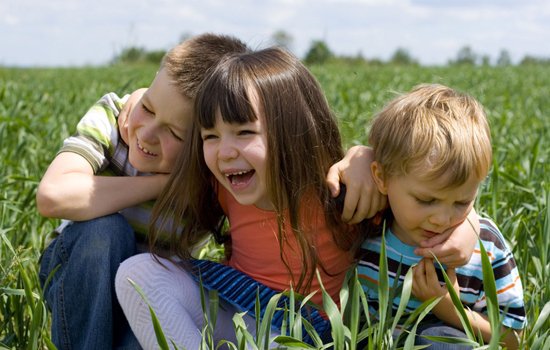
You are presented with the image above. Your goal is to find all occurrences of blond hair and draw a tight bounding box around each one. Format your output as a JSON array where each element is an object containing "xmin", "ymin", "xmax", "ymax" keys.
[{"xmin": 369, "ymin": 84, "xmax": 492, "ymax": 186}]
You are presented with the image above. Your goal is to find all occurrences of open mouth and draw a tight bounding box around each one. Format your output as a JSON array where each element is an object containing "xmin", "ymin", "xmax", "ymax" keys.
[{"xmin": 225, "ymin": 169, "xmax": 255, "ymax": 186}]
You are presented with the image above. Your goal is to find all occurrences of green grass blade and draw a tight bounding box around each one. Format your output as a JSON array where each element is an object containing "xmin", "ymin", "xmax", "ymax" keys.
[
  {"xmin": 402, "ymin": 296, "xmax": 443, "ymax": 349},
  {"xmin": 316, "ymin": 269, "xmax": 345, "ymax": 347},
  {"xmin": 391, "ymin": 265, "xmax": 413, "ymax": 332},
  {"xmin": 273, "ymin": 335, "xmax": 316, "ymax": 349},
  {"xmin": 127, "ymin": 278, "xmax": 170, "ymax": 350},
  {"xmin": 377, "ymin": 224, "xmax": 390, "ymax": 345},
  {"xmin": 256, "ymin": 291, "xmax": 282, "ymax": 348},
  {"xmin": 529, "ymin": 301, "xmax": 550, "ymax": 340},
  {"xmin": 433, "ymin": 256, "xmax": 476, "ymax": 341},
  {"xmin": 478, "ymin": 239, "xmax": 501, "ymax": 348}
]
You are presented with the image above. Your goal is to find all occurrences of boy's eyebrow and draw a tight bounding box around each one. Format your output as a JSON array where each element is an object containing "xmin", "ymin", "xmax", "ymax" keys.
[{"xmin": 411, "ymin": 189, "xmax": 477, "ymax": 202}]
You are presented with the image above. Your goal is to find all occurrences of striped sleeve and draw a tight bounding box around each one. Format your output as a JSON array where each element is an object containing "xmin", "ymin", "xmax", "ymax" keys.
[
  {"xmin": 466, "ymin": 218, "xmax": 527, "ymax": 330},
  {"xmin": 59, "ymin": 92, "xmax": 128, "ymax": 173}
]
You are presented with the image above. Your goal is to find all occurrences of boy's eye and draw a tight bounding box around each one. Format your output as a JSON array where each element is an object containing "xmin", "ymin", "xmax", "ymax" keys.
[
  {"xmin": 415, "ymin": 197, "xmax": 435, "ymax": 205},
  {"xmin": 455, "ymin": 200, "xmax": 473, "ymax": 207},
  {"xmin": 170, "ymin": 130, "xmax": 183, "ymax": 141},
  {"xmin": 141, "ymin": 103, "xmax": 153, "ymax": 114}
]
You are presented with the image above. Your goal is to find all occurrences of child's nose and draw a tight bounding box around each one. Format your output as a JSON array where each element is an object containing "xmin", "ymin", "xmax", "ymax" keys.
[
  {"xmin": 428, "ymin": 208, "xmax": 452, "ymax": 227},
  {"xmin": 218, "ymin": 139, "xmax": 238, "ymax": 160},
  {"xmin": 140, "ymin": 123, "xmax": 160, "ymax": 143}
]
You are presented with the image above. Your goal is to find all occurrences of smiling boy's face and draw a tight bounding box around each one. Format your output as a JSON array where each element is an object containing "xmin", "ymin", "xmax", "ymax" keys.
[{"xmin": 126, "ymin": 68, "xmax": 193, "ymax": 174}]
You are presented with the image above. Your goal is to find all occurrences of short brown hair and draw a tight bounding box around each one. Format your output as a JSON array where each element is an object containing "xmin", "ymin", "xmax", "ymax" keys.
[{"xmin": 161, "ymin": 33, "xmax": 249, "ymax": 98}]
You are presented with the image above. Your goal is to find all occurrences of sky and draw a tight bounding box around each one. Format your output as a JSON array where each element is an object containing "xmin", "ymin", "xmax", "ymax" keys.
[{"xmin": 1, "ymin": 0, "xmax": 549, "ymax": 67}]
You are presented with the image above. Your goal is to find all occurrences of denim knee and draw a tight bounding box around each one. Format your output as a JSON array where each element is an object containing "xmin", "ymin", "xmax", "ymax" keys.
[
  {"xmin": 64, "ymin": 214, "xmax": 136, "ymax": 258},
  {"xmin": 39, "ymin": 214, "xmax": 137, "ymax": 288},
  {"xmin": 416, "ymin": 324, "xmax": 472, "ymax": 349}
]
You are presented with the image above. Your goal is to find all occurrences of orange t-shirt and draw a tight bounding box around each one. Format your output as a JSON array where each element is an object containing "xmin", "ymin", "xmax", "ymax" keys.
[{"xmin": 218, "ymin": 186, "xmax": 354, "ymax": 307}]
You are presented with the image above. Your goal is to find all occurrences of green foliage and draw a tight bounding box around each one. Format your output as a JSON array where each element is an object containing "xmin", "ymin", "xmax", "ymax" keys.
[
  {"xmin": 1, "ymin": 64, "xmax": 549, "ymax": 348},
  {"xmin": 450, "ymin": 46, "xmax": 478, "ymax": 66},
  {"xmin": 112, "ymin": 46, "xmax": 167, "ymax": 65},
  {"xmin": 519, "ymin": 56, "xmax": 550, "ymax": 66},
  {"xmin": 304, "ymin": 40, "xmax": 334, "ymax": 65},
  {"xmin": 389, "ymin": 48, "xmax": 418, "ymax": 66}
]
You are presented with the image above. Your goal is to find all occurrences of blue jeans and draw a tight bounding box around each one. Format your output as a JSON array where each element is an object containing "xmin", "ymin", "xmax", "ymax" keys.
[
  {"xmin": 416, "ymin": 323, "xmax": 472, "ymax": 349},
  {"xmin": 39, "ymin": 214, "xmax": 142, "ymax": 350}
]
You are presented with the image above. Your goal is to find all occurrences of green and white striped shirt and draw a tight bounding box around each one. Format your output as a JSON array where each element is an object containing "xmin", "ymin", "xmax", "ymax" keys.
[{"xmin": 56, "ymin": 92, "xmax": 154, "ymax": 243}]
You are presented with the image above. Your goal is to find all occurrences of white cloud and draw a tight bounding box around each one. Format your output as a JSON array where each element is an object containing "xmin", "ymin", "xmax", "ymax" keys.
[{"xmin": 0, "ymin": 0, "xmax": 549, "ymax": 66}]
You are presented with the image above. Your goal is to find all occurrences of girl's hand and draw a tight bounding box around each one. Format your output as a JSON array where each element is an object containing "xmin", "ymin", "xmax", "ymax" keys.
[
  {"xmin": 412, "ymin": 258, "xmax": 458, "ymax": 302},
  {"xmin": 414, "ymin": 209, "xmax": 480, "ymax": 268},
  {"xmin": 119, "ymin": 88, "xmax": 147, "ymax": 144},
  {"xmin": 326, "ymin": 145, "xmax": 387, "ymax": 223}
]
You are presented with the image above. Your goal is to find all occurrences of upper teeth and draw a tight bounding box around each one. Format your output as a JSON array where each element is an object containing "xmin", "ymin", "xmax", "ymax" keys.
[
  {"xmin": 138, "ymin": 141, "xmax": 154, "ymax": 155},
  {"xmin": 226, "ymin": 170, "xmax": 249, "ymax": 177}
]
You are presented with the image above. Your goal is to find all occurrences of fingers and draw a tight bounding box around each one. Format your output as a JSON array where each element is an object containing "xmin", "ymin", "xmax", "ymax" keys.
[
  {"xmin": 341, "ymin": 185, "xmax": 360, "ymax": 222},
  {"xmin": 415, "ymin": 235, "xmax": 472, "ymax": 268},
  {"xmin": 414, "ymin": 230, "xmax": 457, "ymax": 263},
  {"xmin": 413, "ymin": 259, "xmax": 426, "ymax": 283},
  {"xmin": 325, "ymin": 145, "xmax": 388, "ymax": 223},
  {"xmin": 342, "ymin": 184, "xmax": 387, "ymax": 223},
  {"xmin": 326, "ymin": 163, "xmax": 343, "ymax": 198},
  {"xmin": 423, "ymin": 258, "xmax": 438, "ymax": 282}
]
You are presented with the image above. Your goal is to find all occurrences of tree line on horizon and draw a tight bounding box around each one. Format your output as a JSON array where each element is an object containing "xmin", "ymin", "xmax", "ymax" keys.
[{"xmin": 111, "ymin": 30, "xmax": 550, "ymax": 67}]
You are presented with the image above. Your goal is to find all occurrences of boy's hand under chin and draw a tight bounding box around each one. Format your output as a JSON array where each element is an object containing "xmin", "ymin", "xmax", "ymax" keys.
[{"xmin": 414, "ymin": 210, "xmax": 480, "ymax": 268}]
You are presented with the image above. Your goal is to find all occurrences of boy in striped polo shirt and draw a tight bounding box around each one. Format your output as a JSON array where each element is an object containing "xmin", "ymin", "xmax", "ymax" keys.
[
  {"xmin": 358, "ymin": 84, "xmax": 526, "ymax": 349},
  {"xmin": 36, "ymin": 33, "xmax": 250, "ymax": 350}
]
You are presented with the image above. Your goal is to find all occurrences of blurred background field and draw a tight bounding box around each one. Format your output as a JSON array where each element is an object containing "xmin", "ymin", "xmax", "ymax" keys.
[{"xmin": 1, "ymin": 61, "xmax": 549, "ymax": 348}]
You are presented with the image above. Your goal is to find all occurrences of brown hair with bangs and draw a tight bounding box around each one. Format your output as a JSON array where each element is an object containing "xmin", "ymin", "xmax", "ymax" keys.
[
  {"xmin": 369, "ymin": 83, "xmax": 492, "ymax": 188},
  {"xmin": 150, "ymin": 47, "xmax": 356, "ymax": 293}
]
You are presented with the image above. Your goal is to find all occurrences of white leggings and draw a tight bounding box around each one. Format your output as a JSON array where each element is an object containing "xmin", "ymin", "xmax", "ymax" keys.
[{"xmin": 115, "ymin": 253, "xmax": 258, "ymax": 349}]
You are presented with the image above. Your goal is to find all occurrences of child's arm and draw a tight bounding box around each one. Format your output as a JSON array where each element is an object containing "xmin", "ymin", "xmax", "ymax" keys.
[
  {"xmin": 326, "ymin": 145, "xmax": 387, "ymax": 223},
  {"xmin": 36, "ymin": 88, "xmax": 166, "ymax": 221},
  {"xmin": 36, "ymin": 152, "xmax": 168, "ymax": 221},
  {"xmin": 414, "ymin": 210, "xmax": 480, "ymax": 268},
  {"xmin": 412, "ymin": 258, "xmax": 521, "ymax": 349}
]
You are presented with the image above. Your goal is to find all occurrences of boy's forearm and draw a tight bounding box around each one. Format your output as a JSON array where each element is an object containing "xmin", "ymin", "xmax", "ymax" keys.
[{"xmin": 37, "ymin": 174, "xmax": 167, "ymax": 221}]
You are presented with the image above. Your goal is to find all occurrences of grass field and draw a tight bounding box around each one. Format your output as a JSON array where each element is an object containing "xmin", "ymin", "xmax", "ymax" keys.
[{"xmin": 1, "ymin": 63, "xmax": 549, "ymax": 349}]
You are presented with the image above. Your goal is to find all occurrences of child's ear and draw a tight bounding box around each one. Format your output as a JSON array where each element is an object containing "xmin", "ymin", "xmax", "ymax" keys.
[{"xmin": 371, "ymin": 161, "xmax": 388, "ymax": 195}]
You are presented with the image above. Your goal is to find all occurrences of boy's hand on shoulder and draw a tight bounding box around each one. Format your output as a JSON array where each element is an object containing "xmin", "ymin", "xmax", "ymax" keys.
[
  {"xmin": 119, "ymin": 88, "xmax": 147, "ymax": 144},
  {"xmin": 326, "ymin": 145, "xmax": 387, "ymax": 223}
]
